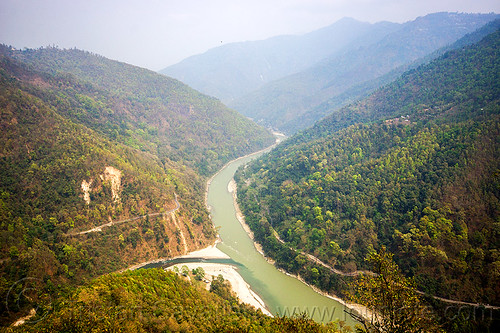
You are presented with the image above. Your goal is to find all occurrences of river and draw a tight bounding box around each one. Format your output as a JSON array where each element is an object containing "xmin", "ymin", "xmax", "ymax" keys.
[{"xmin": 206, "ymin": 146, "xmax": 356, "ymax": 325}]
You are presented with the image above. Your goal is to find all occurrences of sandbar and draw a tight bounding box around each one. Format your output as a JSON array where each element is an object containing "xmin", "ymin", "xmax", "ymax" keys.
[
  {"xmin": 176, "ymin": 243, "xmax": 230, "ymax": 260},
  {"xmin": 167, "ymin": 262, "xmax": 272, "ymax": 316}
]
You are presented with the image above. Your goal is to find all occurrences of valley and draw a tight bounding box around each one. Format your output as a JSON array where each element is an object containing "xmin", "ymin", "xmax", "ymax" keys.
[
  {"xmin": 235, "ymin": 25, "xmax": 500, "ymax": 330},
  {"xmin": 1, "ymin": 8, "xmax": 499, "ymax": 333}
]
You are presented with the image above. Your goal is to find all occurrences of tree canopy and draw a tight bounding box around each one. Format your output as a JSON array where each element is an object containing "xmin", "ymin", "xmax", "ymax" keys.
[{"xmin": 235, "ymin": 28, "xmax": 500, "ymax": 330}]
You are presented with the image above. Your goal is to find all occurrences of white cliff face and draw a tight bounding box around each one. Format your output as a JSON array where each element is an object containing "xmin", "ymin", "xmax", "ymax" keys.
[
  {"xmin": 81, "ymin": 166, "xmax": 122, "ymax": 204},
  {"xmin": 102, "ymin": 166, "xmax": 122, "ymax": 203},
  {"xmin": 81, "ymin": 179, "xmax": 92, "ymax": 205}
]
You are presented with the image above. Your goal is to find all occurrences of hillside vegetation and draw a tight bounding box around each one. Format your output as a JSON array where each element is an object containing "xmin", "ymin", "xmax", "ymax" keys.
[
  {"xmin": 10, "ymin": 46, "xmax": 274, "ymax": 176},
  {"xmin": 0, "ymin": 45, "xmax": 273, "ymax": 326},
  {"xmin": 5, "ymin": 269, "xmax": 349, "ymax": 332},
  {"xmin": 235, "ymin": 28, "xmax": 500, "ymax": 309},
  {"xmin": 232, "ymin": 13, "xmax": 498, "ymax": 133}
]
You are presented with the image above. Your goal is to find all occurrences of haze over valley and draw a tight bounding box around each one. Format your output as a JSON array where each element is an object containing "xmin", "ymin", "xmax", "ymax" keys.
[{"xmin": 1, "ymin": 1, "xmax": 499, "ymax": 332}]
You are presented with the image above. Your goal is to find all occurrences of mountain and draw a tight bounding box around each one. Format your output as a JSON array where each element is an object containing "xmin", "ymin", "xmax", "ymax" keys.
[
  {"xmin": 160, "ymin": 17, "xmax": 400, "ymax": 103},
  {"xmin": 7, "ymin": 268, "xmax": 345, "ymax": 332},
  {"xmin": 287, "ymin": 17, "xmax": 500, "ymax": 136},
  {"xmin": 0, "ymin": 45, "xmax": 273, "ymax": 326},
  {"xmin": 10, "ymin": 47, "xmax": 274, "ymax": 176},
  {"xmin": 231, "ymin": 12, "xmax": 499, "ymax": 133},
  {"xmin": 235, "ymin": 27, "xmax": 500, "ymax": 312}
]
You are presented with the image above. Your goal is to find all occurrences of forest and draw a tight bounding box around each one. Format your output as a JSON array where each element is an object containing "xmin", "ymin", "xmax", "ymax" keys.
[
  {"xmin": 235, "ymin": 27, "xmax": 500, "ymax": 328},
  {"xmin": 4, "ymin": 268, "xmax": 350, "ymax": 332},
  {"xmin": 0, "ymin": 44, "xmax": 273, "ymax": 327},
  {"xmin": 8, "ymin": 46, "xmax": 274, "ymax": 176},
  {"xmin": 1, "ymin": 11, "xmax": 499, "ymax": 333}
]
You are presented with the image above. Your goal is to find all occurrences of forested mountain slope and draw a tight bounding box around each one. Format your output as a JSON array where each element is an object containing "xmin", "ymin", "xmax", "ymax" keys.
[
  {"xmin": 0, "ymin": 46, "xmax": 273, "ymax": 326},
  {"xmin": 161, "ymin": 17, "xmax": 400, "ymax": 103},
  {"xmin": 287, "ymin": 18, "xmax": 500, "ymax": 135},
  {"xmin": 235, "ymin": 28, "xmax": 500, "ymax": 306},
  {"xmin": 9, "ymin": 46, "xmax": 274, "ymax": 176},
  {"xmin": 232, "ymin": 12, "xmax": 498, "ymax": 133},
  {"xmin": 5, "ymin": 269, "xmax": 347, "ymax": 333}
]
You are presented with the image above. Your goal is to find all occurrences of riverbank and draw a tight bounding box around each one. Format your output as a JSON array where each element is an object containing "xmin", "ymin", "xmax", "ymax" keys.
[
  {"xmin": 228, "ymin": 179, "xmax": 275, "ymax": 264},
  {"xmin": 122, "ymin": 242, "xmax": 272, "ymax": 315},
  {"xmin": 278, "ymin": 266, "xmax": 373, "ymax": 322},
  {"xmin": 228, "ymin": 175, "xmax": 372, "ymax": 323},
  {"xmin": 205, "ymin": 136, "xmax": 282, "ymax": 213},
  {"xmin": 166, "ymin": 262, "xmax": 272, "ymax": 316},
  {"xmin": 119, "ymin": 242, "xmax": 228, "ymax": 272},
  {"xmin": 176, "ymin": 243, "xmax": 230, "ymax": 259},
  {"xmin": 173, "ymin": 244, "xmax": 274, "ymax": 316}
]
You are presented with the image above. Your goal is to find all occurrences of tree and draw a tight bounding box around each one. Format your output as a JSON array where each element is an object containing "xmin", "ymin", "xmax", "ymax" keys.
[
  {"xmin": 192, "ymin": 267, "xmax": 205, "ymax": 281},
  {"xmin": 180, "ymin": 265, "xmax": 190, "ymax": 277},
  {"xmin": 348, "ymin": 247, "xmax": 442, "ymax": 332},
  {"xmin": 210, "ymin": 274, "xmax": 234, "ymax": 301}
]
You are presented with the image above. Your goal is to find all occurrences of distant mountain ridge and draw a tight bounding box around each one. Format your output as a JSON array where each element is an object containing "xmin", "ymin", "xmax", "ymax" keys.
[
  {"xmin": 160, "ymin": 17, "xmax": 400, "ymax": 103},
  {"xmin": 231, "ymin": 12, "xmax": 499, "ymax": 133},
  {"xmin": 284, "ymin": 17, "xmax": 500, "ymax": 134},
  {"xmin": 235, "ymin": 27, "xmax": 500, "ymax": 309}
]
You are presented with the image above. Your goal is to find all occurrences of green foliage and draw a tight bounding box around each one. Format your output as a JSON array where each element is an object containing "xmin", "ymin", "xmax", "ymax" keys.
[
  {"xmin": 0, "ymin": 43, "xmax": 272, "ymax": 327},
  {"xmin": 5, "ymin": 269, "xmax": 345, "ymax": 332},
  {"xmin": 209, "ymin": 274, "xmax": 236, "ymax": 301},
  {"xmin": 8, "ymin": 45, "xmax": 274, "ymax": 176},
  {"xmin": 348, "ymin": 247, "xmax": 442, "ymax": 332},
  {"xmin": 180, "ymin": 265, "xmax": 190, "ymax": 276},
  {"xmin": 192, "ymin": 267, "xmax": 205, "ymax": 281},
  {"xmin": 235, "ymin": 28, "xmax": 500, "ymax": 314}
]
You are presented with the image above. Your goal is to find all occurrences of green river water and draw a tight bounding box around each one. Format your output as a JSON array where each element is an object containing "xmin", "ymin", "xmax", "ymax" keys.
[{"xmin": 206, "ymin": 147, "xmax": 356, "ymax": 325}]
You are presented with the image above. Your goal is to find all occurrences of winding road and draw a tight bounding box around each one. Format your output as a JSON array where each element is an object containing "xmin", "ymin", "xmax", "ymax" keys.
[
  {"xmin": 67, "ymin": 193, "xmax": 180, "ymax": 236},
  {"xmin": 270, "ymin": 227, "xmax": 500, "ymax": 310},
  {"xmin": 271, "ymin": 228, "xmax": 375, "ymax": 277}
]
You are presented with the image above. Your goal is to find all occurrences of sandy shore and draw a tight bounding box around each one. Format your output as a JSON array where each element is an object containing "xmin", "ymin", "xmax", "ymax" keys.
[
  {"xmin": 123, "ymin": 242, "xmax": 271, "ymax": 316},
  {"xmin": 167, "ymin": 262, "xmax": 272, "ymax": 316},
  {"xmin": 176, "ymin": 243, "xmax": 230, "ymax": 259}
]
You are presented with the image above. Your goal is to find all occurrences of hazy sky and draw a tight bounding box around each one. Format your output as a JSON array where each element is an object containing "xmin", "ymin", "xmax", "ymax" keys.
[{"xmin": 1, "ymin": 0, "xmax": 498, "ymax": 70}]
